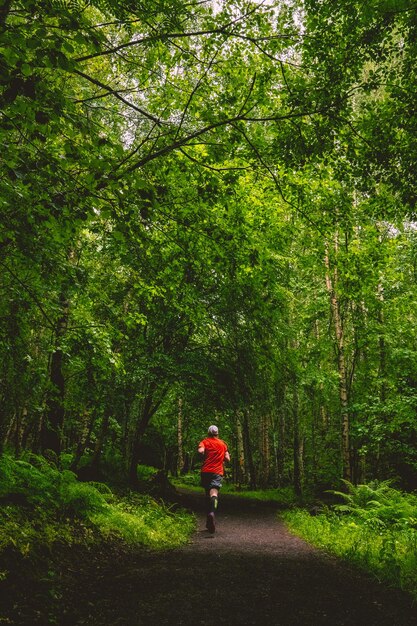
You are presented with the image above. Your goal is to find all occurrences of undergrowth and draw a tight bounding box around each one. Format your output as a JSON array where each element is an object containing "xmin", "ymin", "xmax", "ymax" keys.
[
  {"xmin": 171, "ymin": 473, "xmax": 297, "ymax": 506},
  {"xmin": 283, "ymin": 480, "xmax": 417, "ymax": 598},
  {"xmin": 0, "ymin": 454, "xmax": 195, "ymax": 560}
]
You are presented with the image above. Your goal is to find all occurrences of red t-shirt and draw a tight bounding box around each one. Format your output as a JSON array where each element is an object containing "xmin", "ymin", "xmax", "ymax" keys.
[{"xmin": 199, "ymin": 437, "xmax": 228, "ymax": 475}]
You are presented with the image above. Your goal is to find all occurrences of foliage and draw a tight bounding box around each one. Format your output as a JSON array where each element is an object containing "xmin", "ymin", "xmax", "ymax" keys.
[
  {"xmin": 283, "ymin": 482, "xmax": 417, "ymax": 598},
  {"xmin": 136, "ymin": 464, "xmax": 159, "ymax": 482},
  {"xmin": 92, "ymin": 491, "xmax": 194, "ymax": 549},
  {"xmin": 1, "ymin": 0, "xmax": 417, "ymax": 500},
  {"xmin": 0, "ymin": 454, "xmax": 194, "ymax": 556},
  {"xmin": 329, "ymin": 480, "xmax": 417, "ymax": 529},
  {"xmin": 0, "ymin": 453, "xmax": 110, "ymax": 515},
  {"xmin": 172, "ymin": 475, "xmax": 297, "ymax": 506}
]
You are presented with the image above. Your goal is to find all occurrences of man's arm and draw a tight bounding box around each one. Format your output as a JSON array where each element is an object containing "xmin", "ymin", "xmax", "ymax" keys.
[
  {"xmin": 198, "ymin": 444, "xmax": 205, "ymax": 456},
  {"xmin": 225, "ymin": 450, "xmax": 231, "ymax": 463}
]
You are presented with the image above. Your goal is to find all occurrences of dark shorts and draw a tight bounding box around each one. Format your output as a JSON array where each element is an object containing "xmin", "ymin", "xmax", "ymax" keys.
[{"xmin": 201, "ymin": 472, "xmax": 223, "ymax": 492}]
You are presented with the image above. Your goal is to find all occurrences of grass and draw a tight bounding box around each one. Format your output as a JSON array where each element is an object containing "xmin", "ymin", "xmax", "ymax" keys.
[
  {"xmin": 171, "ymin": 473, "xmax": 297, "ymax": 506},
  {"xmin": 283, "ymin": 480, "xmax": 417, "ymax": 599},
  {"xmin": 91, "ymin": 492, "xmax": 194, "ymax": 549},
  {"xmin": 0, "ymin": 454, "xmax": 195, "ymax": 560}
]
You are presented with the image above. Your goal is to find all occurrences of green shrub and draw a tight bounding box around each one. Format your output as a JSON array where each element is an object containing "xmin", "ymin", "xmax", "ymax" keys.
[
  {"xmin": 0, "ymin": 454, "xmax": 195, "ymax": 556},
  {"xmin": 283, "ymin": 481, "xmax": 417, "ymax": 598},
  {"xmin": 171, "ymin": 471, "xmax": 201, "ymax": 487},
  {"xmin": 329, "ymin": 479, "xmax": 417, "ymax": 530},
  {"xmin": 60, "ymin": 480, "xmax": 110, "ymax": 518},
  {"xmin": 0, "ymin": 453, "xmax": 60, "ymax": 510},
  {"xmin": 137, "ymin": 465, "xmax": 159, "ymax": 481},
  {"xmin": 93, "ymin": 493, "xmax": 195, "ymax": 549}
]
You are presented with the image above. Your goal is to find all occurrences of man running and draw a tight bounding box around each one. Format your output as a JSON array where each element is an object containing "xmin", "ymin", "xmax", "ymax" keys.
[{"xmin": 198, "ymin": 425, "xmax": 230, "ymax": 533}]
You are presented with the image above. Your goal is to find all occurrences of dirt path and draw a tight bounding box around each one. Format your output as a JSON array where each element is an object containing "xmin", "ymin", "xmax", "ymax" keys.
[{"xmin": 4, "ymin": 491, "xmax": 416, "ymax": 625}]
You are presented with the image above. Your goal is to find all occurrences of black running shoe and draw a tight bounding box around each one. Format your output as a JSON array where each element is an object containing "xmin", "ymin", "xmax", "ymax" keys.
[{"xmin": 206, "ymin": 512, "xmax": 215, "ymax": 533}]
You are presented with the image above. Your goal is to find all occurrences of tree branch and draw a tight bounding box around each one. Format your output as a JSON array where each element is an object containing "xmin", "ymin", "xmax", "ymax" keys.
[
  {"xmin": 73, "ymin": 69, "xmax": 166, "ymax": 126},
  {"xmin": 0, "ymin": 261, "xmax": 56, "ymax": 329},
  {"xmin": 179, "ymin": 147, "xmax": 251, "ymax": 172},
  {"xmin": 112, "ymin": 108, "xmax": 324, "ymax": 180}
]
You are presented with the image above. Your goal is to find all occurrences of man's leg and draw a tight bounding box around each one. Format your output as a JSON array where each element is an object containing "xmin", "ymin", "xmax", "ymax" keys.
[
  {"xmin": 206, "ymin": 487, "xmax": 218, "ymax": 533},
  {"xmin": 209, "ymin": 488, "xmax": 219, "ymax": 513}
]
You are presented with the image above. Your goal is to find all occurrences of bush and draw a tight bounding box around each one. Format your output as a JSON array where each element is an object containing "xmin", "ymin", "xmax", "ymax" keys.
[
  {"xmin": 329, "ymin": 479, "xmax": 417, "ymax": 530},
  {"xmin": 137, "ymin": 465, "xmax": 159, "ymax": 481},
  {"xmin": 283, "ymin": 481, "xmax": 417, "ymax": 598},
  {"xmin": 93, "ymin": 492, "xmax": 195, "ymax": 549},
  {"xmin": 0, "ymin": 454, "xmax": 195, "ymax": 556}
]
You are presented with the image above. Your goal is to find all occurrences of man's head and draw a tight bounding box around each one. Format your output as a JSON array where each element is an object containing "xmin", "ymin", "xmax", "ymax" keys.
[{"xmin": 208, "ymin": 425, "xmax": 219, "ymax": 437}]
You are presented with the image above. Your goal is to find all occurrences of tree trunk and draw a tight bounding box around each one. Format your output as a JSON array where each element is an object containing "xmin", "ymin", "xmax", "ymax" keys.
[
  {"xmin": 129, "ymin": 397, "xmax": 152, "ymax": 487},
  {"xmin": 377, "ymin": 281, "xmax": 386, "ymax": 403},
  {"xmin": 128, "ymin": 383, "xmax": 169, "ymax": 487},
  {"xmin": 90, "ymin": 410, "xmax": 111, "ymax": 477},
  {"xmin": 235, "ymin": 410, "xmax": 246, "ymax": 484},
  {"xmin": 71, "ymin": 410, "xmax": 96, "ymax": 472},
  {"xmin": 41, "ymin": 292, "xmax": 69, "ymax": 455},
  {"xmin": 259, "ymin": 414, "xmax": 270, "ymax": 487},
  {"xmin": 242, "ymin": 408, "xmax": 256, "ymax": 488},
  {"xmin": 293, "ymin": 383, "xmax": 303, "ymax": 497},
  {"xmin": 275, "ymin": 384, "xmax": 286, "ymax": 486},
  {"xmin": 325, "ymin": 238, "xmax": 351, "ymax": 482},
  {"xmin": 177, "ymin": 397, "xmax": 185, "ymax": 475}
]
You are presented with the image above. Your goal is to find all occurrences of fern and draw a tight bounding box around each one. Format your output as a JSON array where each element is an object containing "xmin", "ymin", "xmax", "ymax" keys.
[
  {"xmin": 0, "ymin": 454, "xmax": 194, "ymax": 554},
  {"xmin": 328, "ymin": 480, "xmax": 417, "ymax": 528}
]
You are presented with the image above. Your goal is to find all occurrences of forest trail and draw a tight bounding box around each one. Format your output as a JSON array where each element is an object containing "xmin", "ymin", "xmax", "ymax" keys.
[{"xmin": 5, "ymin": 490, "xmax": 416, "ymax": 625}]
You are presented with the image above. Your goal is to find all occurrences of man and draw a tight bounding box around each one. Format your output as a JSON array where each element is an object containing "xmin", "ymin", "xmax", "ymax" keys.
[{"xmin": 198, "ymin": 425, "xmax": 230, "ymax": 533}]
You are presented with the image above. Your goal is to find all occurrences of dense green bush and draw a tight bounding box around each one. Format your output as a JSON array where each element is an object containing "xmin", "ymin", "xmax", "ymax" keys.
[
  {"xmin": 0, "ymin": 454, "xmax": 194, "ymax": 555},
  {"xmin": 329, "ymin": 480, "xmax": 417, "ymax": 530},
  {"xmin": 137, "ymin": 465, "xmax": 159, "ymax": 481},
  {"xmin": 283, "ymin": 481, "xmax": 417, "ymax": 598},
  {"xmin": 0, "ymin": 453, "xmax": 110, "ymax": 516}
]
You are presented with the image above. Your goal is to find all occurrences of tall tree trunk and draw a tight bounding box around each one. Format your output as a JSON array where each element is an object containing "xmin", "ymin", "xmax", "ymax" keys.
[
  {"xmin": 275, "ymin": 384, "xmax": 286, "ymax": 486},
  {"xmin": 14, "ymin": 407, "xmax": 27, "ymax": 457},
  {"xmin": 235, "ymin": 410, "xmax": 246, "ymax": 484},
  {"xmin": 129, "ymin": 395, "xmax": 153, "ymax": 487},
  {"xmin": 1, "ymin": 301, "xmax": 24, "ymax": 454},
  {"xmin": 41, "ymin": 291, "xmax": 69, "ymax": 455},
  {"xmin": 259, "ymin": 414, "xmax": 270, "ymax": 487},
  {"xmin": 242, "ymin": 408, "xmax": 256, "ymax": 488},
  {"xmin": 377, "ymin": 281, "xmax": 386, "ymax": 403},
  {"xmin": 374, "ymin": 278, "xmax": 387, "ymax": 478},
  {"xmin": 325, "ymin": 238, "xmax": 351, "ymax": 482},
  {"xmin": 177, "ymin": 397, "xmax": 185, "ymax": 475},
  {"xmin": 293, "ymin": 382, "xmax": 303, "ymax": 497},
  {"xmin": 90, "ymin": 410, "xmax": 111, "ymax": 477},
  {"xmin": 314, "ymin": 319, "xmax": 329, "ymax": 428},
  {"xmin": 128, "ymin": 382, "xmax": 169, "ymax": 487},
  {"xmin": 71, "ymin": 410, "xmax": 96, "ymax": 472}
]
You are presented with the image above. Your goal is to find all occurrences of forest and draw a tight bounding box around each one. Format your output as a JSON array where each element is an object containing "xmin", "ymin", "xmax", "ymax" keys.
[
  {"xmin": 2, "ymin": 0, "xmax": 416, "ymax": 492},
  {"xmin": 1, "ymin": 1, "xmax": 417, "ymax": 621}
]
